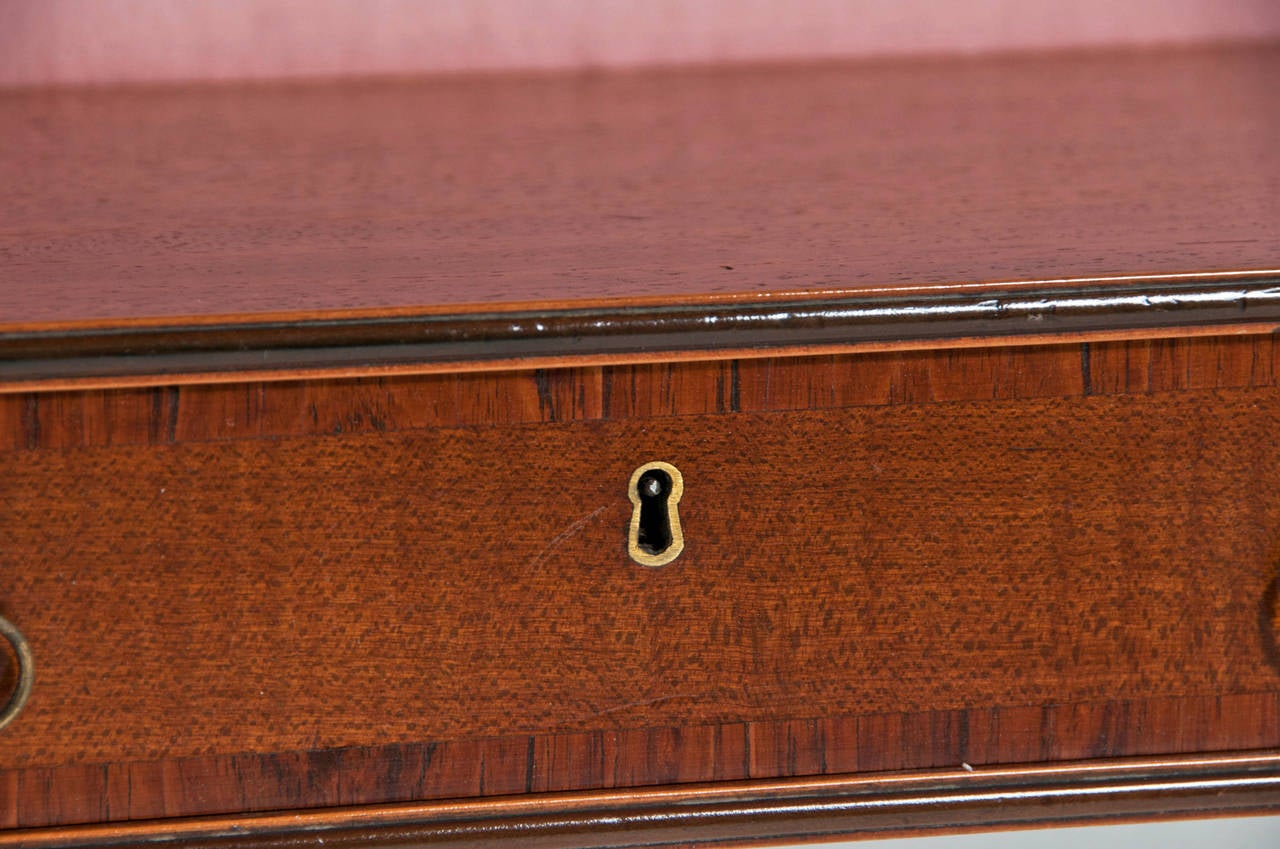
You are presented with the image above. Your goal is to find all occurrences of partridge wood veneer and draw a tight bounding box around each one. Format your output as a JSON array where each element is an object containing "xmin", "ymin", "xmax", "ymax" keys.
[{"xmin": 2, "ymin": 44, "xmax": 1280, "ymax": 847}]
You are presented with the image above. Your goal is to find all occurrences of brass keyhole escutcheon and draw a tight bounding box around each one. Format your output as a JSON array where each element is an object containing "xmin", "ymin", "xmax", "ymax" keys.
[
  {"xmin": 627, "ymin": 461, "xmax": 685, "ymax": 567},
  {"xmin": 0, "ymin": 614, "xmax": 33, "ymax": 733}
]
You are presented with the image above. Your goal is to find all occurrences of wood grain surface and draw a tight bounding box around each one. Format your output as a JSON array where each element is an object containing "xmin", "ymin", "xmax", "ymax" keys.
[
  {"xmin": 8, "ymin": 753, "xmax": 1280, "ymax": 849},
  {"xmin": 5, "ymin": 273, "xmax": 1280, "ymax": 390},
  {"xmin": 2, "ymin": 45, "xmax": 1278, "ymax": 327},
  {"xmin": 5, "ymin": 38, "xmax": 1280, "ymax": 847},
  {"xmin": 7, "ymin": 383, "xmax": 1278, "ymax": 764},
  {"xmin": 3, "ymin": 333, "xmax": 1277, "ymax": 451},
  {"xmin": 3, "ymin": 337, "xmax": 1280, "ymax": 828}
]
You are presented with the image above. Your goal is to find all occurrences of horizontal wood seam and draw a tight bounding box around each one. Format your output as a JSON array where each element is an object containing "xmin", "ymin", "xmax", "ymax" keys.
[
  {"xmin": 7, "ymin": 752, "xmax": 1280, "ymax": 848},
  {"xmin": 3, "ymin": 275, "xmax": 1279, "ymax": 390}
]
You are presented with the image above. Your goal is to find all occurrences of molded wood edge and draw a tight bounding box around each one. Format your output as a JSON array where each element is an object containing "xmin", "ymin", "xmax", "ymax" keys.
[
  {"xmin": 8, "ymin": 752, "xmax": 1280, "ymax": 848},
  {"xmin": 3, "ymin": 274, "xmax": 1280, "ymax": 391}
]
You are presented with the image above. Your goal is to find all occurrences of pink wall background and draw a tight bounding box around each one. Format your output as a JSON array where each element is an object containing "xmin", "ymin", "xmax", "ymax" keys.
[{"xmin": 2, "ymin": 0, "xmax": 1279, "ymax": 86}]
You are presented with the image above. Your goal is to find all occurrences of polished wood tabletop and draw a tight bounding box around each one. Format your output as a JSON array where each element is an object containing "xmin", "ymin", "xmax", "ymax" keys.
[{"xmin": 2, "ymin": 44, "xmax": 1277, "ymax": 325}]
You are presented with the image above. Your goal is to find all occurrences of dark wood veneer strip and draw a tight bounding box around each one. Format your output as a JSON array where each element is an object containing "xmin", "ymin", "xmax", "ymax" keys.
[
  {"xmin": 3, "ymin": 275, "xmax": 1279, "ymax": 386},
  {"xmin": 9, "ymin": 753, "xmax": 1280, "ymax": 848}
]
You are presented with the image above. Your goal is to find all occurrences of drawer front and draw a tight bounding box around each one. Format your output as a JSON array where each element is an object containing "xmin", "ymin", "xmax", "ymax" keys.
[{"xmin": 2, "ymin": 385, "xmax": 1279, "ymax": 773}]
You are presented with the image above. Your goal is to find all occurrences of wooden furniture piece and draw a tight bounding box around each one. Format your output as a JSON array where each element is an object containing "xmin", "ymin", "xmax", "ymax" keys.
[{"xmin": 2, "ymin": 43, "xmax": 1279, "ymax": 847}]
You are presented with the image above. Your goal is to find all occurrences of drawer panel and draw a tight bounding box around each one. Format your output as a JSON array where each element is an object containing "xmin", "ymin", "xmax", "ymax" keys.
[{"xmin": 2, "ymin": 386, "xmax": 1278, "ymax": 768}]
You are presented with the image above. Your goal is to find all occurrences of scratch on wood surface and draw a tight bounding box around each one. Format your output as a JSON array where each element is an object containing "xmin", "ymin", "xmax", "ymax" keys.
[{"xmin": 528, "ymin": 505, "xmax": 608, "ymax": 570}]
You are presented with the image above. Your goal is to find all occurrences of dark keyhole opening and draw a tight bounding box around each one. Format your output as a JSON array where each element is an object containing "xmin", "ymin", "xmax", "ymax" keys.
[
  {"xmin": 636, "ymin": 469, "xmax": 673, "ymax": 555},
  {"xmin": 0, "ymin": 639, "xmax": 16, "ymax": 710}
]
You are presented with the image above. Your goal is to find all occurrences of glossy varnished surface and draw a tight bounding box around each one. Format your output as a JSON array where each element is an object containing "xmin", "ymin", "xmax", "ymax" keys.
[
  {"xmin": 2, "ymin": 45, "xmax": 1278, "ymax": 328},
  {"xmin": 4, "ymin": 36, "xmax": 1280, "ymax": 848},
  {"xmin": 8, "ymin": 754, "xmax": 1280, "ymax": 848},
  {"xmin": 4, "ymin": 273, "xmax": 1280, "ymax": 389},
  {"xmin": 3, "ymin": 337, "xmax": 1280, "ymax": 828},
  {"xmin": 6, "ymin": 383, "xmax": 1280, "ymax": 764}
]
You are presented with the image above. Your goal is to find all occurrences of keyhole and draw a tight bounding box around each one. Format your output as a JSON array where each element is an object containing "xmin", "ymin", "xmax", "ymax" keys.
[
  {"xmin": 627, "ymin": 461, "xmax": 685, "ymax": 567},
  {"xmin": 637, "ymin": 470, "xmax": 672, "ymax": 555}
]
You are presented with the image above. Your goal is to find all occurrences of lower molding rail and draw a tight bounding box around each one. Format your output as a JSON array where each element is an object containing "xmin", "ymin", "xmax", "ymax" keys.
[{"xmin": 8, "ymin": 751, "xmax": 1280, "ymax": 848}]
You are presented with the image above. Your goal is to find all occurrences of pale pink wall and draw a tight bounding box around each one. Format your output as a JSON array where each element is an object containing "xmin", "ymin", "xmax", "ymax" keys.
[{"xmin": 2, "ymin": 0, "xmax": 1278, "ymax": 86}]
